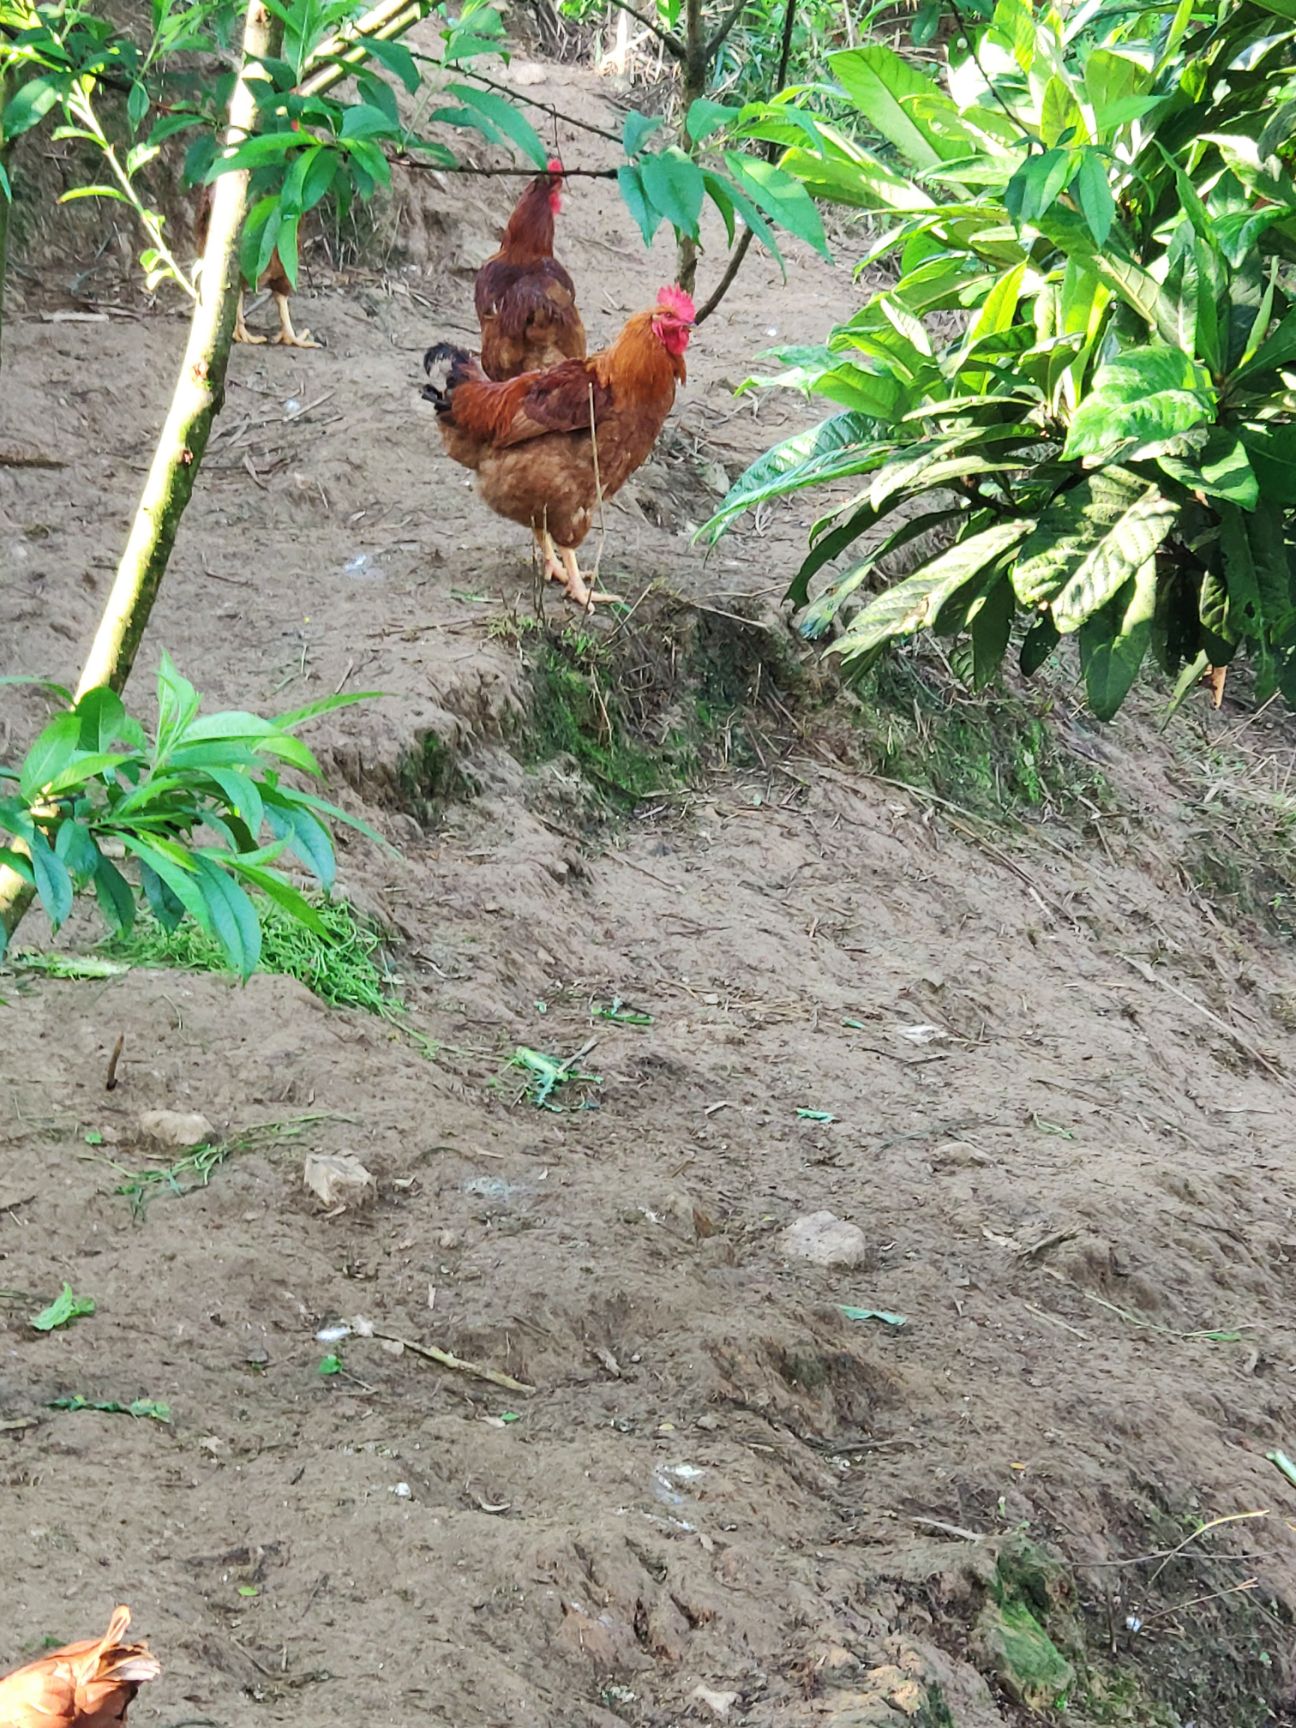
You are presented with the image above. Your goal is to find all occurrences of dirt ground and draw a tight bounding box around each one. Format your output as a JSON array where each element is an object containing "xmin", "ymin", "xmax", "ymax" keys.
[{"xmin": 4, "ymin": 36, "xmax": 1296, "ymax": 1728}]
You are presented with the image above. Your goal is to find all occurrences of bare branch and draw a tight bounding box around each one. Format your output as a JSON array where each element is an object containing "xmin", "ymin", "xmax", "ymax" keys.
[
  {"xmin": 705, "ymin": 0, "xmax": 751, "ymax": 60},
  {"xmin": 602, "ymin": 0, "xmax": 687, "ymax": 60},
  {"xmin": 452, "ymin": 66, "xmax": 622, "ymax": 143},
  {"xmin": 391, "ymin": 153, "xmax": 619, "ymax": 179}
]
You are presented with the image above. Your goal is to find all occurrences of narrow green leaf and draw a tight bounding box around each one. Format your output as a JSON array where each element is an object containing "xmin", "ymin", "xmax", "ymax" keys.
[
  {"xmin": 617, "ymin": 164, "xmax": 660, "ymax": 247},
  {"xmin": 192, "ymin": 857, "xmax": 262, "ymax": 980},
  {"xmin": 830, "ymin": 46, "xmax": 966, "ymax": 171},
  {"xmin": 1078, "ymin": 558, "xmax": 1157, "ymax": 720},
  {"xmin": 93, "ymin": 856, "xmax": 136, "ymax": 937},
  {"xmin": 1074, "ymin": 149, "xmax": 1114, "ymax": 247},
  {"xmin": 28, "ymin": 828, "xmax": 74, "ymax": 932}
]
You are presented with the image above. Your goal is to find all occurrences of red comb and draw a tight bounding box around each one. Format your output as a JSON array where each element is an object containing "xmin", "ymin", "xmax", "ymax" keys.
[
  {"xmin": 656, "ymin": 284, "xmax": 696, "ymax": 322},
  {"xmin": 546, "ymin": 156, "xmax": 564, "ymax": 176}
]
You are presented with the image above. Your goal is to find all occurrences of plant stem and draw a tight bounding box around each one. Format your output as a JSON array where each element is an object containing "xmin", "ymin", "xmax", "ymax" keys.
[
  {"xmin": 76, "ymin": 4, "xmax": 282, "ymax": 700},
  {"xmin": 694, "ymin": 0, "xmax": 796, "ymax": 324},
  {"xmin": 64, "ymin": 88, "xmax": 197, "ymax": 298}
]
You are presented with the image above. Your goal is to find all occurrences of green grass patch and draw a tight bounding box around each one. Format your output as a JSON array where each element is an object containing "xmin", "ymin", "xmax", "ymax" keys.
[
  {"xmin": 852, "ymin": 651, "xmax": 1113, "ymax": 823},
  {"xmin": 105, "ymin": 895, "xmax": 399, "ymax": 1016}
]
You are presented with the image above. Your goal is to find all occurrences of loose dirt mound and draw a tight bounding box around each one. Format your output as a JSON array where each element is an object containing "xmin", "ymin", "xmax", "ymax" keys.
[{"xmin": 4, "ymin": 41, "xmax": 1296, "ymax": 1728}]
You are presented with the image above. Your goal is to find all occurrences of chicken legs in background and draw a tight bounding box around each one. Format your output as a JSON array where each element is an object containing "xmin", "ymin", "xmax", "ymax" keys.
[
  {"xmin": 0, "ymin": 1604, "xmax": 160, "ymax": 1727},
  {"xmin": 195, "ymin": 185, "xmax": 320, "ymax": 350}
]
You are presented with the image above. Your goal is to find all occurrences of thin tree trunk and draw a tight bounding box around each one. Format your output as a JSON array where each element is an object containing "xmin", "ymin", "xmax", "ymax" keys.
[
  {"xmin": 676, "ymin": 0, "xmax": 707, "ymax": 294},
  {"xmin": 694, "ymin": 0, "xmax": 797, "ymax": 324},
  {"xmin": 0, "ymin": 66, "xmax": 11, "ymax": 380},
  {"xmin": 74, "ymin": 3, "xmax": 281, "ymax": 698},
  {"xmin": 0, "ymin": 1, "xmax": 281, "ymax": 943}
]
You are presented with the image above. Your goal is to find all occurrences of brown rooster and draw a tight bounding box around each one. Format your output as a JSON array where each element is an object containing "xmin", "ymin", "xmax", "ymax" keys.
[
  {"xmin": 422, "ymin": 284, "xmax": 694, "ymax": 608},
  {"xmin": 0, "ymin": 1605, "xmax": 160, "ymax": 1727},
  {"xmin": 475, "ymin": 158, "xmax": 585, "ymax": 380},
  {"xmin": 195, "ymin": 183, "xmax": 319, "ymax": 349}
]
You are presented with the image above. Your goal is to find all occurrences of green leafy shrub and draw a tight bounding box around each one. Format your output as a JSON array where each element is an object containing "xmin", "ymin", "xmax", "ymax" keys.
[
  {"xmin": 706, "ymin": 0, "xmax": 1296, "ymax": 719},
  {"xmin": 0, "ymin": 654, "xmax": 381, "ymax": 975}
]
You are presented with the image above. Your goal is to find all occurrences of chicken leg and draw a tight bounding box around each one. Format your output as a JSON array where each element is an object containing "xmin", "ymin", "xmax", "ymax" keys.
[
  {"xmin": 233, "ymin": 293, "xmax": 266, "ymax": 346},
  {"xmin": 533, "ymin": 528, "xmax": 617, "ymax": 607},
  {"xmin": 272, "ymin": 290, "xmax": 320, "ymax": 349}
]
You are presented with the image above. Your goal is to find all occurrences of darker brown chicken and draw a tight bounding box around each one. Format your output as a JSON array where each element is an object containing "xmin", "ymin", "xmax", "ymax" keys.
[{"xmin": 474, "ymin": 159, "xmax": 585, "ymax": 380}]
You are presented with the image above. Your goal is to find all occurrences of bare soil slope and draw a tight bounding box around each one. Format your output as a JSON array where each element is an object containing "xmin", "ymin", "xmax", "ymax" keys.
[{"xmin": 3, "ymin": 45, "xmax": 1296, "ymax": 1728}]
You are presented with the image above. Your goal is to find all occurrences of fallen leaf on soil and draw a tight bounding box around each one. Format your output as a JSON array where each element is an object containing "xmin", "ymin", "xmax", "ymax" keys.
[
  {"xmin": 838, "ymin": 1304, "xmax": 907, "ymax": 1327},
  {"xmin": 139, "ymin": 1109, "xmax": 215, "ymax": 1148},
  {"xmin": 31, "ymin": 1282, "xmax": 96, "ymax": 1332},
  {"xmin": 897, "ymin": 1024, "xmax": 947, "ymax": 1044},
  {"xmin": 303, "ymin": 1151, "xmax": 376, "ymax": 1211}
]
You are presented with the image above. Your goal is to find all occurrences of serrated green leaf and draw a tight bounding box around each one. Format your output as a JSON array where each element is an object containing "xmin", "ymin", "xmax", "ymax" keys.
[
  {"xmin": 1063, "ymin": 346, "xmax": 1216, "ymax": 461},
  {"xmin": 723, "ymin": 153, "xmax": 829, "ymax": 257},
  {"xmin": 830, "ymin": 46, "xmax": 964, "ymax": 171},
  {"xmin": 828, "ymin": 520, "xmax": 1032, "ymax": 665},
  {"xmin": 685, "ymin": 100, "xmax": 735, "ymax": 144},
  {"xmin": 623, "ymin": 111, "xmax": 663, "ymax": 157}
]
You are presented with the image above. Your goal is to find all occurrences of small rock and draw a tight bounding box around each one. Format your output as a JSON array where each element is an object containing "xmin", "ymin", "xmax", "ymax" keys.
[
  {"xmin": 780, "ymin": 1210, "xmax": 867, "ymax": 1269},
  {"xmin": 303, "ymin": 1151, "xmax": 376, "ymax": 1211},
  {"xmin": 139, "ymin": 1109, "xmax": 214, "ymax": 1149},
  {"xmin": 693, "ymin": 1685, "xmax": 738, "ymax": 1718}
]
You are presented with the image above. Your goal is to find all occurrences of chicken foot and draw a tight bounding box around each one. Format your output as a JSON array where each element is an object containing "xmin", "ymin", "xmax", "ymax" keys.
[
  {"xmin": 272, "ymin": 290, "xmax": 321, "ymax": 349},
  {"xmin": 232, "ymin": 292, "xmax": 266, "ymax": 346},
  {"xmin": 534, "ymin": 528, "xmax": 619, "ymax": 608}
]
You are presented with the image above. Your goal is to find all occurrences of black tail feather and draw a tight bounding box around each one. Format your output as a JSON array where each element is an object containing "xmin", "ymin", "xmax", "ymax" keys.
[{"xmin": 422, "ymin": 340, "xmax": 476, "ymax": 411}]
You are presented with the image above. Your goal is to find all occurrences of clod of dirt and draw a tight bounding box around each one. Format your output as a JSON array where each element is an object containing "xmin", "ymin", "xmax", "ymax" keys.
[
  {"xmin": 779, "ymin": 1211, "xmax": 867, "ymax": 1268},
  {"xmin": 303, "ymin": 1151, "xmax": 377, "ymax": 1211},
  {"xmin": 138, "ymin": 1109, "xmax": 214, "ymax": 1149}
]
